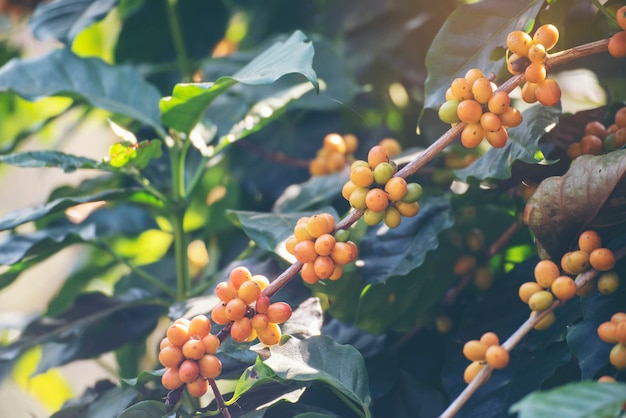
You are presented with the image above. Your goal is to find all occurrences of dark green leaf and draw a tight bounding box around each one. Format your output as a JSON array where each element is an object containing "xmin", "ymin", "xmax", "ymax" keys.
[
  {"xmin": 273, "ymin": 171, "xmax": 348, "ymax": 212},
  {"xmin": 160, "ymin": 31, "xmax": 318, "ymax": 133},
  {"xmin": 0, "ymin": 223, "xmax": 95, "ymax": 265},
  {"xmin": 263, "ymin": 336, "xmax": 371, "ymax": 417},
  {"xmin": 0, "ymin": 150, "xmax": 105, "ymax": 172},
  {"xmin": 424, "ymin": 0, "xmax": 544, "ymax": 111},
  {"xmin": 118, "ymin": 400, "xmax": 168, "ymax": 418},
  {"xmin": 0, "ymin": 48, "xmax": 163, "ymax": 135},
  {"xmin": 525, "ymin": 149, "xmax": 626, "ymax": 257},
  {"xmin": 121, "ymin": 369, "xmax": 164, "ymax": 389},
  {"xmin": 229, "ymin": 357, "xmax": 279, "ymax": 405},
  {"xmin": 86, "ymin": 386, "xmax": 137, "ymax": 418},
  {"xmin": 509, "ymin": 381, "xmax": 626, "ymax": 418},
  {"xmin": 0, "ymin": 188, "xmax": 141, "ymax": 231},
  {"xmin": 455, "ymin": 104, "xmax": 561, "ymax": 182},
  {"xmin": 226, "ymin": 207, "xmax": 339, "ymax": 256},
  {"xmin": 358, "ymin": 196, "xmax": 454, "ymax": 284},
  {"xmin": 29, "ymin": 0, "xmax": 119, "ymax": 44}
]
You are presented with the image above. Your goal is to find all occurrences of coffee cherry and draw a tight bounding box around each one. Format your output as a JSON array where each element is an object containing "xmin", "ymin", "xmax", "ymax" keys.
[
  {"xmin": 225, "ymin": 298, "xmax": 247, "ymax": 321},
  {"xmin": 179, "ymin": 359, "xmax": 200, "ymax": 383},
  {"xmin": 364, "ymin": 208, "xmax": 386, "ymax": 226},
  {"xmin": 329, "ymin": 264, "xmax": 343, "ymax": 280},
  {"xmin": 535, "ymin": 79, "xmax": 561, "ymax": 107},
  {"xmin": 485, "ymin": 127, "xmax": 508, "ymax": 148},
  {"xmin": 616, "ymin": 322, "xmax": 626, "ymax": 345},
  {"xmin": 314, "ymin": 233, "xmax": 336, "ymax": 256},
  {"xmin": 519, "ymin": 281, "xmax": 543, "ymax": 303},
  {"xmin": 231, "ymin": 317, "xmax": 253, "ymax": 342},
  {"xmin": 585, "ymin": 121, "xmax": 608, "ymax": 138},
  {"xmin": 613, "ymin": 313, "xmax": 626, "ymax": 323},
  {"xmin": 589, "ymin": 248, "xmax": 616, "ymax": 271},
  {"xmin": 201, "ymin": 334, "xmax": 220, "ymax": 354},
  {"xmin": 186, "ymin": 377, "xmax": 209, "ymax": 397},
  {"xmin": 457, "ymin": 100, "xmax": 483, "ymax": 124},
  {"xmin": 598, "ymin": 321, "xmax": 618, "ymax": 344},
  {"xmin": 402, "ymin": 183, "xmax": 423, "ymax": 203},
  {"xmin": 617, "ymin": 5, "xmax": 626, "ymax": 31},
  {"xmin": 597, "ymin": 272, "xmax": 619, "ymax": 295},
  {"xmin": 300, "ymin": 262, "xmax": 319, "ymax": 284},
  {"xmin": 238, "ymin": 280, "xmax": 262, "ymax": 304},
  {"xmin": 480, "ymin": 112, "xmax": 502, "ymax": 132},
  {"xmin": 211, "ymin": 303, "xmax": 229, "ymax": 325},
  {"xmin": 159, "ymin": 345, "xmax": 184, "ymax": 368},
  {"xmin": 451, "ymin": 77, "xmax": 474, "ymax": 100},
  {"xmin": 597, "ymin": 376, "xmax": 617, "ymax": 383},
  {"xmin": 507, "ymin": 30, "xmax": 533, "ymax": 56},
  {"xmin": 257, "ymin": 322, "xmax": 282, "ymax": 345},
  {"xmin": 331, "ymin": 242, "xmax": 358, "ymax": 265},
  {"xmin": 334, "ymin": 229, "xmax": 350, "ymax": 243},
  {"xmin": 464, "ymin": 68, "xmax": 486, "ymax": 83},
  {"xmin": 564, "ymin": 250, "xmax": 590, "ymax": 275},
  {"xmin": 485, "ymin": 345, "xmax": 509, "ymax": 369},
  {"xmin": 350, "ymin": 166, "xmax": 375, "ymax": 188},
  {"xmin": 534, "ymin": 259, "xmax": 560, "ymax": 288},
  {"xmin": 182, "ymin": 339, "xmax": 205, "ymax": 360},
  {"xmin": 499, "ymin": 106, "xmax": 523, "ymax": 128},
  {"xmin": 608, "ymin": 31, "xmax": 626, "ymax": 58},
  {"xmin": 230, "ymin": 266, "xmax": 252, "ymax": 290},
  {"xmin": 368, "ymin": 146, "xmax": 390, "ymax": 169},
  {"xmin": 198, "ymin": 354, "xmax": 222, "ymax": 378},
  {"xmin": 461, "ymin": 123, "xmax": 484, "ymax": 148},
  {"xmin": 313, "ymin": 256, "xmax": 335, "ymax": 279},
  {"xmin": 521, "ymin": 82, "xmax": 538, "ymax": 104},
  {"xmin": 472, "ymin": 78, "xmax": 493, "ymax": 104},
  {"xmin": 463, "ymin": 340, "xmax": 488, "ymax": 361},
  {"xmin": 454, "ymin": 255, "xmax": 477, "ymax": 275},
  {"xmin": 487, "ymin": 92, "xmax": 511, "ymax": 115},
  {"xmin": 294, "ymin": 221, "xmax": 314, "ymax": 241},
  {"xmin": 255, "ymin": 295, "xmax": 270, "ymax": 314},
  {"xmin": 580, "ymin": 135, "xmax": 603, "ymax": 155},
  {"xmin": 252, "ymin": 313, "xmax": 269, "ymax": 331},
  {"xmin": 531, "ymin": 311, "xmax": 556, "ymax": 330},
  {"xmin": 533, "ymin": 24, "xmax": 559, "ymax": 50},
  {"xmin": 378, "ymin": 138, "xmax": 402, "ymax": 156},
  {"xmin": 349, "ymin": 187, "xmax": 369, "ymax": 210},
  {"xmin": 609, "ymin": 344, "xmax": 626, "ymax": 370},
  {"xmin": 577, "ymin": 279, "xmax": 596, "ymax": 297},
  {"xmin": 464, "ymin": 361, "xmax": 486, "ymax": 384},
  {"xmin": 162, "ymin": 367, "xmax": 184, "ymax": 390},
  {"xmin": 616, "ymin": 107, "xmax": 626, "ymax": 128},
  {"xmin": 251, "ymin": 274, "xmax": 270, "ymax": 290},
  {"xmin": 508, "ymin": 53, "xmax": 530, "ymax": 75},
  {"xmin": 266, "ymin": 302, "xmax": 293, "ymax": 324},
  {"xmin": 294, "ymin": 240, "xmax": 318, "ymax": 264},
  {"xmin": 373, "ymin": 162, "xmax": 395, "ymax": 185},
  {"xmin": 167, "ymin": 323, "xmax": 190, "ymax": 347},
  {"xmin": 578, "ymin": 230, "xmax": 602, "ymax": 253},
  {"xmin": 343, "ymin": 134, "xmax": 359, "ymax": 154},
  {"xmin": 551, "ymin": 276, "xmax": 577, "ymax": 300},
  {"xmin": 385, "ymin": 177, "xmax": 408, "ymax": 201},
  {"xmin": 365, "ymin": 188, "xmax": 389, "ymax": 212},
  {"xmin": 323, "ymin": 133, "xmax": 346, "ymax": 154},
  {"xmin": 307, "ymin": 214, "xmax": 334, "ymax": 238},
  {"xmin": 394, "ymin": 201, "xmax": 420, "ymax": 217},
  {"xmin": 528, "ymin": 290, "xmax": 554, "ymax": 311},
  {"xmin": 527, "ymin": 43, "xmax": 547, "ymax": 63},
  {"xmin": 480, "ymin": 332, "xmax": 500, "ymax": 347},
  {"xmin": 383, "ymin": 207, "xmax": 402, "ymax": 228},
  {"xmin": 439, "ymin": 100, "xmax": 462, "ymax": 124},
  {"xmin": 524, "ymin": 62, "xmax": 546, "ymax": 83},
  {"xmin": 160, "ymin": 337, "xmax": 172, "ymax": 350}
]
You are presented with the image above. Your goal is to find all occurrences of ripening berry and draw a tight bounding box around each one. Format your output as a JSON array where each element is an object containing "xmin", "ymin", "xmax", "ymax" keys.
[
  {"xmin": 178, "ymin": 359, "xmax": 200, "ymax": 383},
  {"xmin": 589, "ymin": 248, "xmax": 616, "ymax": 271},
  {"xmin": 230, "ymin": 266, "xmax": 252, "ymax": 289},
  {"xmin": 464, "ymin": 361, "xmax": 486, "ymax": 384},
  {"xmin": 199, "ymin": 354, "xmax": 222, "ymax": 378},
  {"xmin": 480, "ymin": 112, "xmax": 502, "ymax": 132},
  {"xmin": 472, "ymin": 78, "xmax": 493, "ymax": 104},
  {"xmin": 508, "ymin": 53, "xmax": 530, "ymax": 75},
  {"xmin": 551, "ymin": 276, "xmax": 577, "ymax": 300},
  {"xmin": 323, "ymin": 133, "xmax": 346, "ymax": 154},
  {"xmin": 294, "ymin": 240, "xmax": 318, "ymax": 264},
  {"xmin": 461, "ymin": 123, "xmax": 484, "ymax": 148},
  {"xmin": 615, "ymin": 322, "xmax": 626, "ymax": 345},
  {"xmin": 524, "ymin": 62, "xmax": 547, "ymax": 84},
  {"xmin": 215, "ymin": 281, "xmax": 238, "ymax": 303},
  {"xmin": 334, "ymin": 229, "xmax": 350, "ymax": 243},
  {"xmin": 507, "ymin": 30, "xmax": 533, "ymax": 56},
  {"xmin": 567, "ymin": 143, "xmax": 582, "ymax": 160},
  {"xmin": 225, "ymin": 298, "xmax": 247, "ymax": 321},
  {"xmin": 613, "ymin": 313, "xmax": 626, "ymax": 323},
  {"xmin": 314, "ymin": 256, "xmax": 335, "ymax": 279},
  {"xmin": 300, "ymin": 262, "xmax": 320, "ymax": 284},
  {"xmin": 463, "ymin": 340, "xmax": 488, "ymax": 361},
  {"xmin": 402, "ymin": 183, "xmax": 423, "ymax": 203},
  {"xmin": 251, "ymin": 274, "xmax": 270, "ymax": 290},
  {"xmin": 331, "ymin": 242, "xmax": 358, "ymax": 265},
  {"xmin": 451, "ymin": 77, "xmax": 474, "ymax": 100},
  {"xmin": 565, "ymin": 250, "xmax": 591, "ymax": 275},
  {"xmin": 580, "ymin": 135, "xmax": 603, "ymax": 155},
  {"xmin": 231, "ymin": 317, "xmax": 253, "ymax": 342},
  {"xmin": 365, "ymin": 188, "xmax": 390, "ymax": 212},
  {"xmin": 598, "ymin": 376, "xmax": 617, "ymax": 383},
  {"xmin": 485, "ymin": 127, "xmax": 508, "ymax": 148},
  {"xmin": 480, "ymin": 332, "xmax": 500, "ymax": 347},
  {"xmin": 535, "ymin": 79, "xmax": 561, "ymax": 107},
  {"xmin": 343, "ymin": 133, "xmax": 359, "ymax": 154},
  {"xmin": 186, "ymin": 377, "xmax": 209, "ymax": 397},
  {"xmin": 521, "ymin": 82, "xmax": 538, "ymax": 103},
  {"xmin": 285, "ymin": 235, "xmax": 298, "ymax": 255},
  {"xmin": 585, "ymin": 121, "xmax": 608, "ymax": 139},
  {"xmin": 368, "ymin": 146, "xmax": 390, "ymax": 169},
  {"xmin": 487, "ymin": 92, "xmax": 511, "ymax": 115},
  {"xmin": 238, "ymin": 280, "xmax": 262, "ymax": 304},
  {"xmin": 307, "ymin": 214, "xmax": 334, "ymax": 238},
  {"xmin": 617, "ymin": 5, "xmax": 626, "ymax": 30},
  {"xmin": 531, "ymin": 311, "xmax": 556, "ymax": 330},
  {"xmin": 608, "ymin": 31, "xmax": 626, "ymax": 58},
  {"xmin": 182, "ymin": 338, "xmax": 206, "ymax": 360},
  {"xmin": 349, "ymin": 187, "xmax": 369, "ymax": 210},
  {"xmin": 162, "ymin": 367, "xmax": 184, "ymax": 390},
  {"xmin": 519, "ymin": 281, "xmax": 543, "ymax": 304},
  {"xmin": 473, "ymin": 267, "xmax": 494, "ymax": 291},
  {"xmin": 609, "ymin": 343, "xmax": 626, "ymax": 370},
  {"xmin": 201, "ymin": 334, "xmax": 220, "ymax": 354},
  {"xmin": 577, "ymin": 279, "xmax": 596, "ymax": 297},
  {"xmin": 160, "ymin": 337, "xmax": 172, "ymax": 350},
  {"xmin": 314, "ymin": 233, "xmax": 336, "ymax": 256},
  {"xmin": 439, "ymin": 100, "xmax": 461, "ymax": 124},
  {"xmin": 533, "ymin": 24, "xmax": 559, "ymax": 50},
  {"xmin": 373, "ymin": 162, "xmax": 395, "ymax": 185},
  {"xmin": 616, "ymin": 107, "xmax": 626, "ymax": 128},
  {"xmin": 597, "ymin": 271, "xmax": 620, "ymax": 295},
  {"xmin": 598, "ymin": 321, "xmax": 618, "ymax": 344},
  {"xmin": 341, "ymin": 181, "xmax": 358, "ymax": 201},
  {"xmin": 378, "ymin": 138, "xmax": 402, "ymax": 156},
  {"xmin": 385, "ymin": 177, "xmax": 408, "ymax": 201},
  {"xmin": 267, "ymin": 302, "xmax": 293, "ymax": 324},
  {"xmin": 384, "ymin": 207, "xmax": 402, "ymax": 229},
  {"xmin": 528, "ymin": 290, "xmax": 554, "ymax": 311},
  {"xmin": 294, "ymin": 221, "xmax": 314, "ymax": 241},
  {"xmin": 534, "ymin": 259, "xmax": 560, "ymax": 288},
  {"xmin": 159, "ymin": 345, "xmax": 184, "ymax": 368},
  {"xmin": 251, "ymin": 313, "xmax": 269, "ymax": 331},
  {"xmin": 211, "ymin": 303, "xmax": 230, "ymax": 325},
  {"xmin": 578, "ymin": 230, "xmax": 602, "ymax": 253},
  {"xmin": 329, "ymin": 263, "xmax": 343, "ymax": 280},
  {"xmin": 485, "ymin": 345, "xmax": 509, "ymax": 369},
  {"xmin": 255, "ymin": 295, "xmax": 270, "ymax": 314},
  {"xmin": 350, "ymin": 166, "xmax": 375, "ymax": 188},
  {"xmin": 257, "ymin": 322, "xmax": 282, "ymax": 346},
  {"xmin": 527, "ymin": 43, "xmax": 547, "ymax": 63},
  {"xmin": 457, "ymin": 99, "xmax": 483, "ymax": 124},
  {"xmin": 394, "ymin": 201, "xmax": 420, "ymax": 217},
  {"xmin": 497, "ymin": 107, "xmax": 522, "ymax": 128},
  {"xmin": 167, "ymin": 323, "xmax": 190, "ymax": 347},
  {"xmin": 464, "ymin": 68, "xmax": 485, "ymax": 83},
  {"xmin": 454, "ymin": 255, "xmax": 477, "ymax": 276},
  {"xmin": 364, "ymin": 208, "xmax": 385, "ymax": 226}
]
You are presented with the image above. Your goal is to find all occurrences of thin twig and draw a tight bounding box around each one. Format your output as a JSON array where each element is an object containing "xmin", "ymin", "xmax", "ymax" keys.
[{"xmin": 209, "ymin": 377, "xmax": 232, "ymax": 418}]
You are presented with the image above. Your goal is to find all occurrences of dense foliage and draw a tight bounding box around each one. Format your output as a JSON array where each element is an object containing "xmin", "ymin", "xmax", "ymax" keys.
[{"xmin": 0, "ymin": 0, "xmax": 625, "ymax": 417}]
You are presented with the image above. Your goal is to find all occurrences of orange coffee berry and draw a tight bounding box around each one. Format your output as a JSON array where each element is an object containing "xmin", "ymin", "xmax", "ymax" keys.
[
  {"xmin": 485, "ymin": 345, "xmax": 509, "ymax": 369},
  {"xmin": 178, "ymin": 359, "xmax": 200, "ymax": 383},
  {"xmin": 589, "ymin": 248, "xmax": 616, "ymax": 271},
  {"xmin": 198, "ymin": 354, "xmax": 222, "ymax": 378}
]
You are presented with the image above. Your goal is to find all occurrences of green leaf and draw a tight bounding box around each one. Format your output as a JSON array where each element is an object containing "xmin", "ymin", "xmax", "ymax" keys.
[
  {"xmin": 160, "ymin": 30, "xmax": 318, "ymax": 133},
  {"xmin": 121, "ymin": 369, "xmax": 164, "ymax": 389},
  {"xmin": 263, "ymin": 336, "xmax": 371, "ymax": 417},
  {"xmin": 0, "ymin": 188, "xmax": 141, "ymax": 231},
  {"xmin": 86, "ymin": 386, "xmax": 137, "ymax": 418},
  {"xmin": 455, "ymin": 104, "xmax": 561, "ymax": 182},
  {"xmin": 29, "ymin": 0, "xmax": 119, "ymax": 44},
  {"xmin": 229, "ymin": 357, "xmax": 279, "ymax": 405},
  {"xmin": 118, "ymin": 400, "xmax": 168, "ymax": 418},
  {"xmin": 509, "ymin": 381, "xmax": 626, "ymax": 418},
  {"xmin": 0, "ymin": 150, "xmax": 105, "ymax": 172},
  {"xmin": 424, "ymin": 0, "xmax": 544, "ymax": 111},
  {"xmin": 273, "ymin": 171, "xmax": 348, "ymax": 212},
  {"xmin": 0, "ymin": 223, "xmax": 95, "ymax": 266},
  {"xmin": 525, "ymin": 149, "xmax": 626, "ymax": 257},
  {"xmin": 226, "ymin": 207, "xmax": 339, "ymax": 256},
  {"xmin": 0, "ymin": 48, "xmax": 163, "ymax": 135},
  {"xmin": 358, "ymin": 196, "xmax": 454, "ymax": 284}
]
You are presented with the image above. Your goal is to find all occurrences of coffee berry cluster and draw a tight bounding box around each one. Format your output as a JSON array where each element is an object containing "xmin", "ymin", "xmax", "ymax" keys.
[
  {"xmin": 285, "ymin": 213, "xmax": 358, "ymax": 284},
  {"xmin": 309, "ymin": 133, "xmax": 359, "ymax": 176},
  {"xmin": 212, "ymin": 266, "xmax": 292, "ymax": 345},
  {"xmin": 608, "ymin": 6, "xmax": 626, "ymax": 58},
  {"xmin": 506, "ymin": 24, "xmax": 562, "ymax": 107},
  {"xmin": 159, "ymin": 315, "xmax": 221, "ymax": 397},
  {"xmin": 438, "ymin": 68, "xmax": 523, "ymax": 149},
  {"xmin": 567, "ymin": 106, "xmax": 626, "ymax": 159},
  {"xmin": 597, "ymin": 312, "xmax": 626, "ymax": 370},
  {"xmin": 342, "ymin": 145, "xmax": 423, "ymax": 227},
  {"xmin": 462, "ymin": 332, "xmax": 509, "ymax": 384}
]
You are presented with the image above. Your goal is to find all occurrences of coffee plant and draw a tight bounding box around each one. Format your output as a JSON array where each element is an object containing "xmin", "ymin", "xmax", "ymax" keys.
[{"xmin": 0, "ymin": 1, "xmax": 625, "ymax": 417}]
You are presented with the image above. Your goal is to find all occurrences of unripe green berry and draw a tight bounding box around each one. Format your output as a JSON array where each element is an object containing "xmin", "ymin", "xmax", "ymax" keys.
[
  {"xmin": 597, "ymin": 271, "xmax": 620, "ymax": 295},
  {"xmin": 528, "ymin": 290, "xmax": 554, "ymax": 311},
  {"xmin": 402, "ymin": 182, "xmax": 423, "ymax": 203},
  {"xmin": 363, "ymin": 209, "xmax": 385, "ymax": 226},
  {"xmin": 349, "ymin": 187, "xmax": 368, "ymax": 210},
  {"xmin": 438, "ymin": 100, "xmax": 461, "ymax": 124},
  {"xmin": 373, "ymin": 162, "xmax": 395, "ymax": 185},
  {"xmin": 383, "ymin": 207, "xmax": 402, "ymax": 228},
  {"xmin": 334, "ymin": 229, "xmax": 350, "ymax": 243}
]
